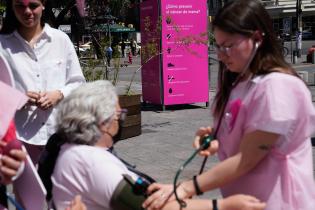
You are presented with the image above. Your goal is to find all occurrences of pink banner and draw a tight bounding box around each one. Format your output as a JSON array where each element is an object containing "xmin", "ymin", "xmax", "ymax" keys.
[
  {"xmin": 140, "ymin": 0, "xmax": 209, "ymax": 106},
  {"xmin": 161, "ymin": 0, "xmax": 209, "ymax": 105},
  {"xmin": 140, "ymin": 0, "xmax": 162, "ymax": 104}
]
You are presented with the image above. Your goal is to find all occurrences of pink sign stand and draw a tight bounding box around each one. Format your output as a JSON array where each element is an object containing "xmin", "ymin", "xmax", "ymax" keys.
[{"xmin": 140, "ymin": 0, "xmax": 209, "ymax": 108}]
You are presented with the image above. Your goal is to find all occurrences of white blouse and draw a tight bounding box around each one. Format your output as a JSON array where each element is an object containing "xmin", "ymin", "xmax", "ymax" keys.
[{"xmin": 0, "ymin": 24, "xmax": 85, "ymax": 145}]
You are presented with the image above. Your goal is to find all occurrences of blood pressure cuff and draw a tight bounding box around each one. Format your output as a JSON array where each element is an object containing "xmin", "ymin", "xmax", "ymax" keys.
[{"xmin": 110, "ymin": 174, "xmax": 147, "ymax": 210}]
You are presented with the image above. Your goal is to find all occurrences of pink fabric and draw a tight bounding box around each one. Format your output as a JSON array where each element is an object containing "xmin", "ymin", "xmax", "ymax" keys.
[
  {"xmin": 217, "ymin": 73, "xmax": 315, "ymax": 210},
  {"xmin": 228, "ymin": 98, "xmax": 242, "ymax": 128},
  {"xmin": 2, "ymin": 120, "xmax": 17, "ymax": 143},
  {"xmin": 0, "ymin": 81, "xmax": 27, "ymax": 139},
  {"xmin": 52, "ymin": 144, "xmax": 138, "ymax": 210}
]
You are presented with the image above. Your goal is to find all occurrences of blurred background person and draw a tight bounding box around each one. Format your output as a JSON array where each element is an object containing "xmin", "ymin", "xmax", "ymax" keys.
[
  {"xmin": 105, "ymin": 45, "xmax": 113, "ymax": 67},
  {"xmin": 121, "ymin": 40, "xmax": 126, "ymax": 58}
]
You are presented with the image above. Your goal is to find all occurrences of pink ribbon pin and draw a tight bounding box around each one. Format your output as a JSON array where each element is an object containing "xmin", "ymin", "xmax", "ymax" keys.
[{"xmin": 229, "ymin": 98, "xmax": 242, "ymax": 128}]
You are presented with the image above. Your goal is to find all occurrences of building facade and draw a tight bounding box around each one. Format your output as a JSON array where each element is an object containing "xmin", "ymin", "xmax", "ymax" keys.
[{"xmin": 208, "ymin": 0, "xmax": 315, "ymax": 37}]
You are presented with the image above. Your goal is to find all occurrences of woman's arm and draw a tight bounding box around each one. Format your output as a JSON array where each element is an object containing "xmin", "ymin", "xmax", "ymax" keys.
[
  {"xmin": 58, "ymin": 35, "xmax": 86, "ymax": 98},
  {"xmin": 143, "ymin": 130, "xmax": 279, "ymax": 210},
  {"xmin": 183, "ymin": 130, "xmax": 280, "ymax": 196},
  {"xmin": 162, "ymin": 195, "xmax": 266, "ymax": 210}
]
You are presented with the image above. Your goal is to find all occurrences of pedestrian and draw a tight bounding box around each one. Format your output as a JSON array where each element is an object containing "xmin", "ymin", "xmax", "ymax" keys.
[
  {"xmin": 128, "ymin": 51, "xmax": 133, "ymax": 64},
  {"xmin": 143, "ymin": 1, "xmax": 315, "ymax": 210},
  {"xmin": 121, "ymin": 40, "xmax": 126, "ymax": 58},
  {"xmin": 38, "ymin": 80, "xmax": 265, "ymax": 210},
  {"xmin": 0, "ymin": 0, "xmax": 85, "ymax": 164},
  {"xmin": 106, "ymin": 45, "xmax": 113, "ymax": 67},
  {"xmin": 130, "ymin": 39, "xmax": 136, "ymax": 56}
]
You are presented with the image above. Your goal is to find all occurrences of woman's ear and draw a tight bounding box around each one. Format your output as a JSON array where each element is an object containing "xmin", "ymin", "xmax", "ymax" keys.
[
  {"xmin": 99, "ymin": 122, "xmax": 108, "ymax": 133},
  {"xmin": 252, "ymin": 30, "xmax": 264, "ymax": 47}
]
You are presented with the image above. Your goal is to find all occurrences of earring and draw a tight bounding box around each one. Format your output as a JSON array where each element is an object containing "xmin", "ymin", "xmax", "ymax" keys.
[{"xmin": 42, "ymin": 6, "xmax": 45, "ymax": 10}]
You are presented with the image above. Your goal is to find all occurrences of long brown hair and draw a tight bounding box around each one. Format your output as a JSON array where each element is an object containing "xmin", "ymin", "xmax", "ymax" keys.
[
  {"xmin": 212, "ymin": 0, "xmax": 298, "ymax": 118},
  {"xmin": 0, "ymin": 0, "xmax": 47, "ymax": 34}
]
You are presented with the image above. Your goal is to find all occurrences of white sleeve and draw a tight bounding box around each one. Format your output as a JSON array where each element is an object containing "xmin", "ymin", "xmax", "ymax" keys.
[{"xmin": 86, "ymin": 155, "xmax": 136, "ymax": 209}]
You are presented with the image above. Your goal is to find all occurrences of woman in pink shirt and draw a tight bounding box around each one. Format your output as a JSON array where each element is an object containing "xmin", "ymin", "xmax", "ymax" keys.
[{"xmin": 144, "ymin": 0, "xmax": 315, "ymax": 210}]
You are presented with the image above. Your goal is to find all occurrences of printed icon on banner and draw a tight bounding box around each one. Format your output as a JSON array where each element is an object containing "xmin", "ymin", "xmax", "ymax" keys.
[
  {"xmin": 167, "ymin": 63, "xmax": 175, "ymax": 67},
  {"xmin": 166, "ymin": 16, "xmax": 172, "ymax": 25},
  {"xmin": 167, "ymin": 47, "xmax": 171, "ymax": 54},
  {"xmin": 166, "ymin": 34, "xmax": 172, "ymax": 40},
  {"xmin": 169, "ymin": 88, "xmax": 173, "ymax": 94},
  {"xmin": 168, "ymin": 75, "xmax": 175, "ymax": 82}
]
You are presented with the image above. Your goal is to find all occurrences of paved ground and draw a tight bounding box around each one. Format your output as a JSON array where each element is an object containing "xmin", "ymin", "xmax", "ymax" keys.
[{"xmin": 113, "ymin": 52, "xmax": 315, "ymax": 199}]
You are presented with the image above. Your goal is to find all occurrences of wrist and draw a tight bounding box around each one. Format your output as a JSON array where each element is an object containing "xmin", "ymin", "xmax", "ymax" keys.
[
  {"xmin": 180, "ymin": 180, "xmax": 195, "ymax": 198},
  {"xmin": 193, "ymin": 175, "xmax": 203, "ymax": 195},
  {"xmin": 216, "ymin": 198, "xmax": 223, "ymax": 210},
  {"xmin": 57, "ymin": 90, "xmax": 64, "ymax": 101}
]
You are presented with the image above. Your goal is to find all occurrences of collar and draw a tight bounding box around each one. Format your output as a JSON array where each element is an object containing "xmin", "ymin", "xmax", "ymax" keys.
[
  {"xmin": 41, "ymin": 24, "xmax": 53, "ymax": 41},
  {"xmin": 12, "ymin": 23, "xmax": 53, "ymax": 43}
]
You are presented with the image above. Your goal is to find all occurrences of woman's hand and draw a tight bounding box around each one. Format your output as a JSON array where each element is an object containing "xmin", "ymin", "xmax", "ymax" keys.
[
  {"xmin": 26, "ymin": 91, "xmax": 41, "ymax": 106},
  {"xmin": 193, "ymin": 126, "xmax": 219, "ymax": 156},
  {"xmin": 219, "ymin": 194, "xmax": 266, "ymax": 210},
  {"xmin": 65, "ymin": 195, "xmax": 86, "ymax": 210},
  {"xmin": 37, "ymin": 90, "xmax": 63, "ymax": 110},
  {"xmin": 142, "ymin": 183, "xmax": 175, "ymax": 210},
  {"xmin": 143, "ymin": 181, "xmax": 195, "ymax": 210},
  {"xmin": 0, "ymin": 142, "xmax": 26, "ymax": 185}
]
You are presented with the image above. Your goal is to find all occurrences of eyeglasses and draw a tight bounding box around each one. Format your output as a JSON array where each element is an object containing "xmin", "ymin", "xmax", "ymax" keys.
[
  {"xmin": 214, "ymin": 38, "xmax": 247, "ymax": 56},
  {"xmin": 116, "ymin": 109, "xmax": 128, "ymax": 121},
  {"xmin": 14, "ymin": 2, "xmax": 42, "ymax": 11}
]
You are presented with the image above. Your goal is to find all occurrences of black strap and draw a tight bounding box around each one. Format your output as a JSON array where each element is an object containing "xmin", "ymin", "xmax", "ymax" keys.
[
  {"xmin": 108, "ymin": 147, "xmax": 156, "ymax": 184},
  {"xmin": 193, "ymin": 175, "xmax": 203, "ymax": 195},
  {"xmin": 212, "ymin": 199, "xmax": 218, "ymax": 210},
  {"xmin": 0, "ymin": 185, "xmax": 8, "ymax": 208}
]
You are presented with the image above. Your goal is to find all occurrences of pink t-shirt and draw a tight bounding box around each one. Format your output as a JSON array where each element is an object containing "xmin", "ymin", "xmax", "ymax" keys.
[
  {"xmin": 52, "ymin": 144, "xmax": 138, "ymax": 210},
  {"xmin": 217, "ymin": 72, "xmax": 315, "ymax": 210}
]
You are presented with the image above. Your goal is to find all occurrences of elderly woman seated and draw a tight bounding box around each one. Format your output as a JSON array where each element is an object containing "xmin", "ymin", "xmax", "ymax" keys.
[
  {"xmin": 38, "ymin": 81, "xmax": 265, "ymax": 210},
  {"xmin": 38, "ymin": 80, "xmax": 143, "ymax": 210}
]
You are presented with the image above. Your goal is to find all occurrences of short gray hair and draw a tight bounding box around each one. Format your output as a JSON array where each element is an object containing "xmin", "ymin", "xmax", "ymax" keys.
[{"xmin": 56, "ymin": 80, "xmax": 118, "ymax": 145}]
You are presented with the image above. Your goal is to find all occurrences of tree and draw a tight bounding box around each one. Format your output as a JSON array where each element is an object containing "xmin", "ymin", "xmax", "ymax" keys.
[{"xmin": 0, "ymin": 0, "xmax": 139, "ymax": 58}]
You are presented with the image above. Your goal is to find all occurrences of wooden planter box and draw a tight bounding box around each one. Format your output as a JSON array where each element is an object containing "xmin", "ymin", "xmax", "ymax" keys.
[{"xmin": 118, "ymin": 94, "xmax": 142, "ymax": 140}]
